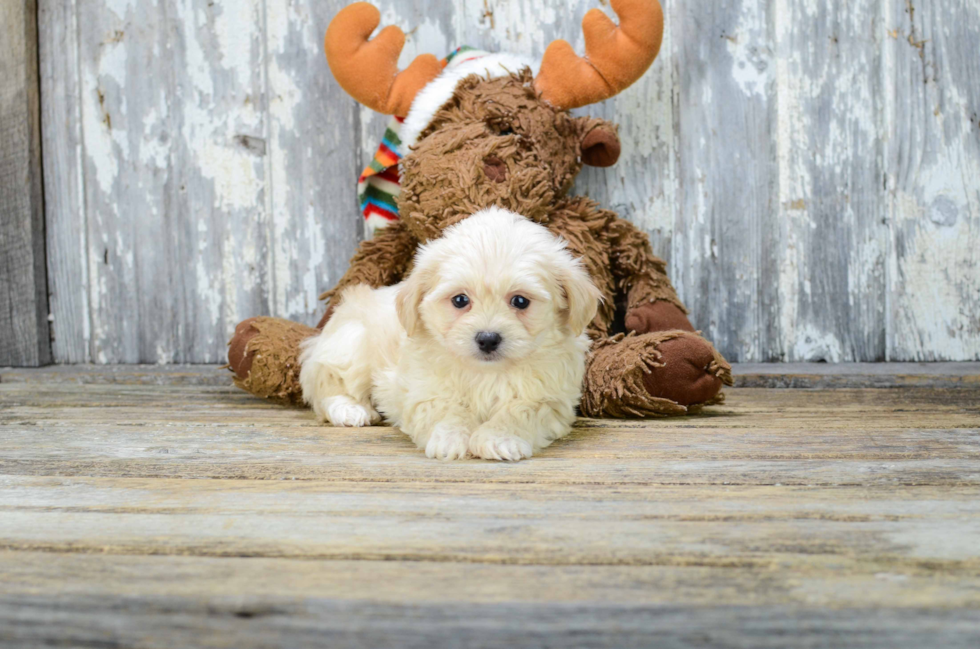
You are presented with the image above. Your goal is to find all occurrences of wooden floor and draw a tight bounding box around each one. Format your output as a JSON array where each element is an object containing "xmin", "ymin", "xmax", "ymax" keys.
[{"xmin": 1, "ymin": 365, "xmax": 979, "ymax": 648}]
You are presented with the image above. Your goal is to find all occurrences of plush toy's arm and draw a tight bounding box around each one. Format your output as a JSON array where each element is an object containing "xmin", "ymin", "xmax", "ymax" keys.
[
  {"xmin": 317, "ymin": 220, "xmax": 419, "ymax": 325},
  {"xmin": 606, "ymin": 216, "xmax": 695, "ymax": 333}
]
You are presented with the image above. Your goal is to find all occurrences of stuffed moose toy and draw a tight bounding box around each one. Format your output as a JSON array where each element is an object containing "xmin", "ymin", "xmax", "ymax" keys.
[{"xmin": 227, "ymin": 0, "xmax": 733, "ymax": 417}]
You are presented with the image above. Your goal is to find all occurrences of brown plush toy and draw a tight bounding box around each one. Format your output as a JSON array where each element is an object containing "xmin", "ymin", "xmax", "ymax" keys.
[{"xmin": 227, "ymin": 0, "xmax": 733, "ymax": 417}]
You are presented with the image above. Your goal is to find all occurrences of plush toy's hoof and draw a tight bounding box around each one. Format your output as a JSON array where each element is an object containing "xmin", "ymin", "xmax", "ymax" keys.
[
  {"xmin": 641, "ymin": 333, "xmax": 730, "ymax": 406},
  {"xmin": 625, "ymin": 300, "xmax": 694, "ymax": 334},
  {"xmin": 581, "ymin": 331, "xmax": 733, "ymax": 418},
  {"xmin": 226, "ymin": 316, "xmax": 318, "ymax": 405},
  {"xmin": 228, "ymin": 317, "xmax": 260, "ymax": 380}
]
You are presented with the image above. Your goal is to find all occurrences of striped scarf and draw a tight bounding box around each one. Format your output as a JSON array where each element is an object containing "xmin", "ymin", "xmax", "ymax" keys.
[{"xmin": 357, "ymin": 46, "xmax": 487, "ymax": 236}]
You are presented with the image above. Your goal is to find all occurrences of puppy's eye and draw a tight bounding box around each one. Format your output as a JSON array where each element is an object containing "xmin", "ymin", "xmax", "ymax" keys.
[
  {"xmin": 510, "ymin": 295, "xmax": 530, "ymax": 310},
  {"xmin": 451, "ymin": 294, "xmax": 470, "ymax": 309}
]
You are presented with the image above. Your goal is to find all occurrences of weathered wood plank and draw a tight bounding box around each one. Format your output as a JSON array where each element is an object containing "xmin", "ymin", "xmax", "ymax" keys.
[
  {"xmin": 773, "ymin": 0, "xmax": 888, "ymax": 362},
  {"xmin": 3, "ymin": 476, "xmax": 980, "ymax": 567},
  {"xmin": 884, "ymin": 0, "xmax": 980, "ymax": 361},
  {"xmin": 732, "ymin": 361, "xmax": 980, "ymax": 388},
  {"xmin": 38, "ymin": 0, "xmax": 88, "ymax": 364},
  {"xmin": 169, "ymin": 0, "xmax": 274, "ymax": 363},
  {"xmin": 5, "ymin": 453, "xmax": 978, "ymax": 486},
  {"xmin": 266, "ymin": 0, "xmax": 363, "ymax": 324},
  {"xmin": 3, "ymin": 550, "xmax": 979, "ymax": 609},
  {"xmin": 65, "ymin": 0, "xmax": 276, "ymax": 363},
  {"xmin": 75, "ymin": 0, "xmax": 275, "ymax": 363},
  {"xmin": 2, "ymin": 590, "xmax": 977, "ymax": 649},
  {"xmin": 0, "ymin": 364, "xmax": 236, "ymax": 386},
  {"xmin": 5, "ymin": 416, "xmax": 977, "ymax": 461},
  {"xmin": 1, "ymin": 553, "xmax": 978, "ymax": 649},
  {"xmin": 671, "ymin": 0, "xmax": 776, "ymax": 361},
  {"xmin": 0, "ymin": 0, "xmax": 50, "ymax": 367},
  {"xmin": 75, "ymin": 0, "xmax": 165, "ymax": 363},
  {"xmin": 1, "ymin": 384, "xmax": 977, "ymax": 484}
]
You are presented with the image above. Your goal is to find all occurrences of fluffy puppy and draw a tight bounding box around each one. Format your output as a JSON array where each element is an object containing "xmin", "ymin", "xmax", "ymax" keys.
[{"xmin": 299, "ymin": 207, "xmax": 600, "ymax": 461}]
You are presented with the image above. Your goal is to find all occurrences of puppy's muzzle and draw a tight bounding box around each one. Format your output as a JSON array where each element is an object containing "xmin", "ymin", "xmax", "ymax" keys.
[{"xmin": 475, "ymin": 331, "xmax": 502, "ymax": 354}]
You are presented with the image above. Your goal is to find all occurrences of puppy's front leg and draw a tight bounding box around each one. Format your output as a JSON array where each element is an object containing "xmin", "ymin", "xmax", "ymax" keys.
[
  {"xmin": 402, "ymin": 401, "xmax": 476, "ymax": 461},
  {"xmin": 469, "ymin": 403, "xmax": 575, "ymax": 462}
]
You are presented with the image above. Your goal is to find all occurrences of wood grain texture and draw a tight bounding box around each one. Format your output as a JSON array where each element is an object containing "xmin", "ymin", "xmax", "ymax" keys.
[
  {"xmin": 38, "ymin": 0, "xmax": 88, "ymax": 364},
  {"xmin": 37, "ymin": 0, "xmax": 980, "ymax": 363},
  {"xmin": 1, "ymin": 369, "xmax": 979, "ymax": 646},
  {"xmin": 265, "ymin": 0, "xmax": 364, "ymax": 323},
  {"xmin": 39, "ymin": 0, "xmax": 364, "ymax": 363},
  {"xmin": 671, "ymin": 0, "xmax": 777, "ymax": 360},
  {"xmin": 5, "ymin": 476, "xmax": 980, "ymax": 565},
  {"xmin": 773, "ymin": 0, "xmax": 888, "ymax": 362},
  {"xmin": 4, "ymin": 550, "xmax": 980, "ymax": 610},
  {"xmin": 2, "ymin": 384, "xmax": 978, "ymax": 489},
  {"xmin": 3, "ymin": 589, "xmax": 977, "ymax": 649},
  {"xmin": 883, "ymin": 0, "xmax": 980, "ymax": 361},
  {"xmin": 72, "ymin": 0, "xmax": 274, "ymax": 363},
  {"xmin": 0, "ymin": 0, "xmax": 51, "ymax": 367}
]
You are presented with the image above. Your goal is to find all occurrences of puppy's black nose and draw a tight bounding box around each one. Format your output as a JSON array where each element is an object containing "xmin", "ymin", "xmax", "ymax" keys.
[{"xmin": 476, "ymin": 331, "xmax": 502, "ymax": 353}]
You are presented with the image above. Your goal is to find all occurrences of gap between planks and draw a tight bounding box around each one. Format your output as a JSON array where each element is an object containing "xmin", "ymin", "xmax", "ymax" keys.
[{"xmin": 2, "ymin": 363, "xmax": 980, "ymax": 388}]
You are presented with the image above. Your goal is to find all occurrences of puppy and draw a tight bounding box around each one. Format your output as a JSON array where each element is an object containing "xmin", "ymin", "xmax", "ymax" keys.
[{"xmin": 299, "ymin": 207, "xmax": 600, "ymax": 461}]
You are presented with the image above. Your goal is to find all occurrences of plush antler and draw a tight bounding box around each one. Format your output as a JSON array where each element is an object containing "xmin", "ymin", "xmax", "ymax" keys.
[
  {"xmin": 534, "ymin": 0, "xmax": 664, "ymax": 110},
  {"xmin": 324, "ymin": 2, "xmax": 444, "ymax": 116}
]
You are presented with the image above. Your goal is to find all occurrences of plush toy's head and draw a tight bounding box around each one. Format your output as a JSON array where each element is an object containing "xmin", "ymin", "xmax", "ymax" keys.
[
  {"xmin": 325, "ymin": 0, "xmax": 664, "ymax": 242},
  {"xmin": 397, "ymin": 71, "xmax": 623, "ymax": 242}
]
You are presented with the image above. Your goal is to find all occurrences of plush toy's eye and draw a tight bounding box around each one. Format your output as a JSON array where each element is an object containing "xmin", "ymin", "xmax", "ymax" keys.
[
  {"xmin": 451, "ymin": 294, "xmax": 470, "ymax": 309},
  {"xmin": 510, "ymin": 295, "xmax": 530, "ymax": 310},
  {"xmin": 486, "ymin": 119, "xmax": 515, "ymax": 137}
]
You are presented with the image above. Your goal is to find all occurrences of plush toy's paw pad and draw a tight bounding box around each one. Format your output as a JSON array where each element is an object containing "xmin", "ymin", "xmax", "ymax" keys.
[
  {"xmin": 643, "ymin": 333, "xmax": 730, "ymax": 406},
  {"xmin": 425, "ymin": 426, "xmax": 471, "ymax": 461},
  {"xmin": 469, "ymin": 432, "xmax": 533, "ymax": 462},
  {"xmin": 625, "ymin": 301, "xmax": 695, "ymax": 335},
  {"xmin": 227, "ymin": 317, "xmax": 262, "ymax": 379},
  {"xmin": 325, "ymin": 397, "xmax": 379, "ymax": 427}
]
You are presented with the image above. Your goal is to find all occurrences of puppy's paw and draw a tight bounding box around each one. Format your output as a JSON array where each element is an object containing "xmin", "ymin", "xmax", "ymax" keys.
[
  {"xmin": 425, "ymin": 425, "xmax": 471, "ymax": 461},
  {"xmin": 469, "ymin": 432, "xmax": 533, "ymax": 462},
  {"xmin": 324, "ymin": 397, "xmax": 380, "ymax": 427}
]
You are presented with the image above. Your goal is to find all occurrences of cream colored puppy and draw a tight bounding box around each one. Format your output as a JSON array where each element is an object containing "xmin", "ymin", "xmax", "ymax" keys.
[{"xmin": 299, "ymin": 207, "xmax": 600, "ymax": 461}]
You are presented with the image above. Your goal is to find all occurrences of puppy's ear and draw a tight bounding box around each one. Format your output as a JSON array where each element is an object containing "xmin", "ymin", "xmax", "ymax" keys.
[
  {"xmin": 396, "ymin": 265, "xmax": 432, "ymax": 337},
  {"xmin": 558, "ymin": 258, "xmax": 601, "ymax": 337}
]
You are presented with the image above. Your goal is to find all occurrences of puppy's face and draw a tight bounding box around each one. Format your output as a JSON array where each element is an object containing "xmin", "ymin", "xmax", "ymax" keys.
[
  {"xmin": 420, "ymin": 270, "xmax": 555, "ymax": 364},
  {"xmin": 397, "ymin": 208, "xmax": 599, "ymax": 365}
]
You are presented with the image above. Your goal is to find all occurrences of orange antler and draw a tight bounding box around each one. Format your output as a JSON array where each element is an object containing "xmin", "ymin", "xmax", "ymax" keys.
[
  {"xmin": 324, "ymin": 2, "xmax": 444, "ymax": 116},
  {"xmin": 534, "ymin": 0, "xmax": 664, "ymax": 110}
]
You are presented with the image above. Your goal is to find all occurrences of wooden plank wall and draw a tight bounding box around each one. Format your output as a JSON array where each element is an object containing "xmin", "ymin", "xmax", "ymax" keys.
[
  {"xmin": 0, "ymin": 0, "xmax": 51, "ymax": 367},
  {"xmin": 36, "ymin": 0, "xmax": 980, "ymax": 364}
]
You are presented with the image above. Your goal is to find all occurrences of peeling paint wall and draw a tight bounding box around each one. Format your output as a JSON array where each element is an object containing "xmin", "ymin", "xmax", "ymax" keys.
[{"xmin": 38, "ymin": 0, "xmax": 980, "ymax": 363}]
